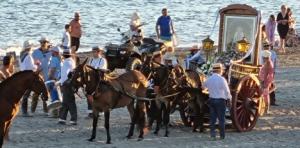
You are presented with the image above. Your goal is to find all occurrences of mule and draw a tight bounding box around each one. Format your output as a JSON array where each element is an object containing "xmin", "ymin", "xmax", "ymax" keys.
[
  {"xmin": 0, "ymin": 70, "xmax": 49, "ymax": 147},
  {"xmin": 70, "ymin": 59, "xmax": 148, "ymax": 144}
]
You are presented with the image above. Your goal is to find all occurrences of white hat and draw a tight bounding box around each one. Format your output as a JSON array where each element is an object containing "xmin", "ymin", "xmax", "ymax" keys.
[
  {"xmin": 212, "ymin": 63, "xmax": 223, "ymax": 70},
  {"xmin": 262, "ymin": 50, "xmax": 271, "ymax": 58},
  {"xmin": 50, "ymin": 46, "xmax": 61, "ymax": 53},
  {"xmin": 39, "ymin": 37, "xmax": 50, "ymax": 43},
  {"xmin": 23, "ymin": 40, "xmax": 34, "ymax": 50}
]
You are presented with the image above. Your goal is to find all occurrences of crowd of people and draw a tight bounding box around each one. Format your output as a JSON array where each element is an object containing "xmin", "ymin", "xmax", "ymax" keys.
[{"xmin": 0, "ymin": 5, "xmax": 298, "ymax": 141}]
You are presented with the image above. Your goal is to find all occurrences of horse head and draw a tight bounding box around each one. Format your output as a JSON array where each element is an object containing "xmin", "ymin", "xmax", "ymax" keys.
[{"xmin": 32, "ymin": 71, "xmax": 49, "ymax": 101}]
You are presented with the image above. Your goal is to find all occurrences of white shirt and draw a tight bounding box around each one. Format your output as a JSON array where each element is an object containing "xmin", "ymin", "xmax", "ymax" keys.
[
  {"xmin": 203, "ymin": 73, "xmax": 232, "ymax": 100},
  {"xmin": 20, "ymin": 52, "xmax": 37, "ymax": 71},
  {"xmin": 88, "ymin": 57, "xmax": 107, "ymax": 70},
  {"xmin": 58, "ymin": 58, "xmax": 75, "ymax": 84},
  {"xmin": 62, "ymin": 31, "xmax": 71, "ymax": 48}
]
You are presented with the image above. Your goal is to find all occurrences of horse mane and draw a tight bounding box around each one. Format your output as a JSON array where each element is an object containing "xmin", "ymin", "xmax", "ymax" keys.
[{"xmin": 0, "ymin": 70, "xmax": 34, "ymax": 90}]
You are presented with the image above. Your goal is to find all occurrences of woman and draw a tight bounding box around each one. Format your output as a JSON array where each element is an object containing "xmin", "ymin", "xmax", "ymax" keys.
[
  {"xmin": 259, "ymin": 50, "xmax": 274, "ymax": 114},
  {"xmin": 276, "ymin": 5, "xmax": 289, "ymax": 53},
  {"xmin": 286, "ymin": 8, "xmax": 298, "ymax": 47},
  {"xmin": 265, "ymin": 15, "xmax": 276, "ymax": 49}
]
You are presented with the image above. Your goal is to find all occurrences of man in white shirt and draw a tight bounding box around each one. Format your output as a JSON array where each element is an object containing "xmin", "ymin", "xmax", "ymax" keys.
[
  {"xmin": 58, "ymin": 49, "xmax": 77, "ymax": 125},
  {"xmin": 203, "ymin": 63, "xmax": 232, "ymax": 140},
  {"xmin": 20, "ymin": 40, "xmax": 40, "ymax": 116},
  {"xmin": 86, "ymin": 46, "xmax": 107, "ymax": 118}
]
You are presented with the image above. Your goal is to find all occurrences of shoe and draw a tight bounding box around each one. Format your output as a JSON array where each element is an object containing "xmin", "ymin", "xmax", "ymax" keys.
[
  {"xmin": 210, "ymin": 137, "xmax": 217, "ymax": 141},
  {"xmin": 70, "ymin": 121, "xmax": 77, "ymax": 125},
  {"xmin": 220, "ymin": 136, "xmax": 225, "ymax": 140},
  {"xmin": 88, "ymin": 113, "xmax": 93, "ymax": 118},
  {"xmin": 58, "ymin": 119, "xmax": 66, "ymax": 125}
]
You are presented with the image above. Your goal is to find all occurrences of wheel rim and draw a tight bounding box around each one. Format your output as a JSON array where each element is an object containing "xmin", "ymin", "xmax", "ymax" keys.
[{"xmin": 232, "ymin": 75, "xmax": 261, "ymax": 132}]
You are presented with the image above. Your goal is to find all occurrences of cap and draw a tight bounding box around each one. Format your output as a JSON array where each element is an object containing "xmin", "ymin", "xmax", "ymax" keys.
[
  {"xmin": 23, "ymin": 40, "xmax": 34, "ymax": 50},
  {"xmin": 262, "ymin": 50, "xmax": 271, "ymax": 58},
  {"xmin": 39, "ymin": 37, "xmax": 50, "ymax": 43},
  {"xmin": 50, "ymin": 46, "xmax": 61, "ymax": 53}
]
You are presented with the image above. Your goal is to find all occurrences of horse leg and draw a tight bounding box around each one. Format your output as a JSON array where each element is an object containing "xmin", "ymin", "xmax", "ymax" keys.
[
  {"xmin": 4, "ymin": 121, "xmax": 12, "ymax": 141},
  {"xmin": 153, "ymin": 106, "xmax": 162, "ymax": 135},
  {"xmin": 0, "ymin": 122, "xmax": 5, "ymax": 147},
  {"xmin": 126, "ymin": 102, "xmax": 135, "ymax": 139},
  {"xmin": 137, "ymin": 102, "xmax": 146, "ymax": 141},
  {"xmin": 163, "ymin": 103, "xmax": 171, "ymax": 137},
  {"xmin": 104, "ymin": 111, "xmax": 111, "ymax": 144},
  {"xmin": 88, "ymin": 111, "xmax": 99, "ymax": 142}
]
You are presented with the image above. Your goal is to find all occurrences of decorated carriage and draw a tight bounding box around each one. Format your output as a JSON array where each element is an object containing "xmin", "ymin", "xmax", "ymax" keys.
[{"xmin": 198, "ymin": 4, "xmax": 275, "ymax": 132}]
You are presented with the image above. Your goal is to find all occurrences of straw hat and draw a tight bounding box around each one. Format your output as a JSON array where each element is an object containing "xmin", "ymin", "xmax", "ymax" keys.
[
  {"xmin": 39, "ymin": 37, "xmax": 50, "ymax": 43},
  {"xmin": 190, "ymin": 45, "xmax": 199, "ymax": 51},
  {"xmin": 263, "ymin": 40, "xmax": 270, "ymax": 47},
  {"xmin": 92, "ymin": 46, "xmax": 104, "ymax": 51},
  {"xmin": 212, "ymin": 63, "xmax": 223, "ymax": 70},
  {"xmin": 23, "ymin": 40, "xmax": 34, "ymax": 50},
  {"xmin": 262, "ymin": 50, "xmax": 271, "ymax": 58}
]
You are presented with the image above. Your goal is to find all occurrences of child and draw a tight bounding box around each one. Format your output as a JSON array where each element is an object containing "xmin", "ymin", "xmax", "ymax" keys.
[
  {"xmin": 266, "ymin": 15, "xmax": 276, "ymax": 49},
  {"xmin": 62, "ymin": 24, "xmax": 71, "ymax": 50}
]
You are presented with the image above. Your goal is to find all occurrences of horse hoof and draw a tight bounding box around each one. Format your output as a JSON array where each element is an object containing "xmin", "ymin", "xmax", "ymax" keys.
[
  {"xmin": 126, "ymin": 136, "xmax": 132, "ymax": 139},
  {"xmin": 137, "ymin": 137, "xmax": 144, "ymax": 141},
  {"xmin": 153, "ymin": 131, "xmax": 158, "ymax": 135},
  {"xmin": 106, "ymin": 141, "xmax": 111, "ymax": 144},
  {"xmin": 192, "ymin": 129, "xmax": 197, "ymax": 133},
  {"xmin": 88, "ymin": 138, "xmax": 94, "ymax": 142}
]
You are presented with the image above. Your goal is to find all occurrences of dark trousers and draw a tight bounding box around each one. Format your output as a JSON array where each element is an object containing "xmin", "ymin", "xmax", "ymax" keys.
[
  {"xmin": 59, "ymin": 84, "xmax": 77, "ymax": 122},
  {"xmin": 71, "ymin": 37, "xmax": 80, "ymax": 52},
  {"xmin": 209, "ymin": 99, "xmax": 226, "ymax": 138},
  {"xmin": 22, "ymin": 90, "xmax": 48, "ymax": 114},
  {"xmin": 270, "ymin": 91, "xmax": 276, "ymax": 105}
]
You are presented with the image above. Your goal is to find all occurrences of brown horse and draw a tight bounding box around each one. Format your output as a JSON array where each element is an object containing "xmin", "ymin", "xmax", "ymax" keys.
[
  {"xmin": 0, "ymin": 70, "xmax": 49, "ymax": 147},
  {"xmin": 70, "ymin": 59, "xmax": 148, "ymax": 144}
]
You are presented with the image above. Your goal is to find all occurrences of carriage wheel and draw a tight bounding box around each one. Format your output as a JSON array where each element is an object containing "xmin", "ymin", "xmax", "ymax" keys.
[{"xmin": 231, "ymin": 75, "xmax": 261, "ymax": 132}]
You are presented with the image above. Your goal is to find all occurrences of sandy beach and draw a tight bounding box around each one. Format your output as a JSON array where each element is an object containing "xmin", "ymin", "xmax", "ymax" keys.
[{"xmin": 2, "ymin": 47, "xmax": 300, "ymax": 148}]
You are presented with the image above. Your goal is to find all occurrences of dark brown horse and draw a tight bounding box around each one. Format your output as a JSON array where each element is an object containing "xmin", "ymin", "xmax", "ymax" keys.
[
  {"xmin": 70, "ymin": 59, "xmax": 148, "ymax": 144},
  {"xmin": 0, "ymin": 70, "xmax": 49, "ymax": 147}
]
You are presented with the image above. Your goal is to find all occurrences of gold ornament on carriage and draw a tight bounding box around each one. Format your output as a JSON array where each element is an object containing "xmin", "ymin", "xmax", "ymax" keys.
[
  {"xmin": 236, "ymin": 37, "xmax": 250, "ymax": 53},
  {"xmin": 202, "ymin": 36, "xmax": 214, "ymax": 52}
]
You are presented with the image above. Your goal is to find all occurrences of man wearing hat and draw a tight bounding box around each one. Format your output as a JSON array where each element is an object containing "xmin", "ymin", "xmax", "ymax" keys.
[
  {"xmin": 203, "ymin": 63, "xmax": 231, "ymax": 140},
  {"xmin": 259, "ymin": 50, "xmax": 274, "ymax": 114},
  {"xmin": 30, "ymin": 37, "xmax": 52, "ymax": 114},
  {"xmin": 185, "ymin": 45, "xmax": 205, "ymax": 70},
  {"xmin": 47, "ymin": 46, "xmax": 62, "ymax": 117},
  {"xmin": 20, "ymin": 40, "xmax": 39, "ymax": 116},
  {"xmin": 86, "ymin": 46, "xmax": 107, "ymax": 118},
  {"xmin": 58, "ymin": 48, "xmax": 77, "ymax": 125}
]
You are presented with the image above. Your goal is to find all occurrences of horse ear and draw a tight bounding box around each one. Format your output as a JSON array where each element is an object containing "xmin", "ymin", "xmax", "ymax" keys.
[{"xmin": 81, "ymin": 57, "xmax": 88, "ymax": 66}]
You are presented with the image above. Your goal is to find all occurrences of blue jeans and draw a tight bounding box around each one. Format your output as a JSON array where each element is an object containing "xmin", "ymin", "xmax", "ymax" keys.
[
  {"xmin": 209, "ymin": 99, "xmax": 226, "ymax": 138},
  {"xmin": 47, "ymin": 82, "xmax": 59, "ymax": 102}
]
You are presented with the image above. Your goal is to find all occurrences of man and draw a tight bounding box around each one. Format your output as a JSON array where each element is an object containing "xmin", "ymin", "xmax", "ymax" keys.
[
  {"xmin": 185, "ymin": 45, "xmax": 205, "ymax": 70},
  {"xmin": 0, "ymin": 55, "xmax": 14, "ymax": 81},
  {"xmin": 31, "ymin": 37, "xmax": 52, "ymax": 114},
  {"xmin": 20, "ymin": 40, "xmax": 39, "ymax": 116},
  {"xmin": 203, "ymin": 63, "xmax": 232, "ymax": 140},
  {"xmin": 156, "ymin": 8, "xmax": 175, "ymax": 42},
  {"xmin": 47, "ymin": 46, "xmax": 62, "ymax": 117},
  {"xmin": 58, "ymin": 48, "xmax": 77, "ymax": 125},
  {"xmin": 70, "ymin": 12, "xmax": 82, "ymax": 52},
  {"xmin": 86, "ymin": 46, "xmax": 107, "ymax": 117}
]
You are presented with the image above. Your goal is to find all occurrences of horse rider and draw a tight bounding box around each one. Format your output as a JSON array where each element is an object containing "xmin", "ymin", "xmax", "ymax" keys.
[
  {"xmin": 0, "ymin": 55, "xmax": 14, "ymax": 81},
  {"xmin": 185, "ymin": 45, "xmax": 205, "ymax": 70},
  {"xmin": 86, "ymin": 46, "xmax": 108, "ymax": 118},
  {"xmin": 20, "ymin": 40, "xmax": 40, "ymax": 116},
  {"xmin": 203, "ymin": 63, "xmax": 232, "ymax": 140}
]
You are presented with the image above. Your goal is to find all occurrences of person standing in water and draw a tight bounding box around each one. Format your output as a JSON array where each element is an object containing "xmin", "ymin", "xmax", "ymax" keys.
[
  {"xmin": 156, "ymin": 8, "xmax": 176, "ymax": 43},
  {"xmin": 70, "ymin": 12, "xmax": 82, "ymax": 52}
]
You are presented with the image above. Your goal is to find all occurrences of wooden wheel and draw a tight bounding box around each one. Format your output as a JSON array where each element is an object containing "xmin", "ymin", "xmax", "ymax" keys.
[{"xmin": 231, "ymin": 74, "xmax": 261, "ymax": 132}]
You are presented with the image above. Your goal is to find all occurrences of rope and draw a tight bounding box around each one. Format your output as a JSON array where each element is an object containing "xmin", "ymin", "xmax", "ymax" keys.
[{"xmin": 209, "ymin": 7, "xmax": 221, "ymax": 37}]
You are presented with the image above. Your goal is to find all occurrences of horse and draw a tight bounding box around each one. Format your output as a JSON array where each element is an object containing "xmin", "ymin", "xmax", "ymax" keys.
[
  {"xmin": 0, "ymin": 70, "xmax": 49, "ymax": 147},
  {"xmin": 177, "ymin": 69, "xmax": 209, "ymax": 132},
  {"xmin": 69, "ymin": 59, "xmax": 148, "ymax": 144}
]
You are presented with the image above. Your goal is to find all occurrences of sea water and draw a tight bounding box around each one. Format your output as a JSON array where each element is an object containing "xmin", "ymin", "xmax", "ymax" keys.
[{"xmin": 0, "ymin": 0, "xmax": 299, "ymax": 53}]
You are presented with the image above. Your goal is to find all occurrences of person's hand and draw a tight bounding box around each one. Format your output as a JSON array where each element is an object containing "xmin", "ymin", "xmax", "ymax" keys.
[{"xmin": 35, "ymin": 60, "xmax": 41, "ymax": 66}]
